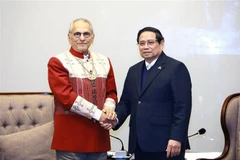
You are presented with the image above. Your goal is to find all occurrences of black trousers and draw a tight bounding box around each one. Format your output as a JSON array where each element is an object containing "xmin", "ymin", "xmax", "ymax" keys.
[{"xmin": 134, "ymin": 141, "xmax": 185, "ymax": 160}]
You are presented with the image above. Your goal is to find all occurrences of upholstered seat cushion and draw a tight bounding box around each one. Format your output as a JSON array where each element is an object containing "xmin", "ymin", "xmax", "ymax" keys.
[{"xmin": 0, "ymin": 121, "xmax": 55, "ymax": 160}]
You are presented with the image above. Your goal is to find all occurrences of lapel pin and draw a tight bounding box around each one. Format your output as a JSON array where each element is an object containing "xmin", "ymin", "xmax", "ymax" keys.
[{"xmin": 157, "ymin": 66, "xmax": 162, "ymax": 70}]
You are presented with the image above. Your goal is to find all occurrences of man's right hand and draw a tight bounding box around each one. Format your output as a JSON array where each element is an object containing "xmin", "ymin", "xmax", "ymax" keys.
[
  {"xmin": 99, "ymin": 112, "xmax": 108, "ymax": 123},
  {"xmin": 102, "ymin": 108, "xmax": 117, "ymax": 120},
  {"xmin": 99, "ymin": 112, "xmax": 117, "ymax": 130}
]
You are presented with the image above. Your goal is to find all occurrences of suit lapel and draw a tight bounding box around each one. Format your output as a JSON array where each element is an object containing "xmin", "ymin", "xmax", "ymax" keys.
[
  {"xmin": 136, "ymin": 61, "xmax": 145, "ymax": 95},
  {"xmin": 140, "ymin": 52, "xmax": 167, "ymax": 96}
]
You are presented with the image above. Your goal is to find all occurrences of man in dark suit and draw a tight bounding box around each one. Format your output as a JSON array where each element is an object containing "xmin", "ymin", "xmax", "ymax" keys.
[{"xmin": 113, "ymin": 27, "xmax": 192, "ymax": 160}]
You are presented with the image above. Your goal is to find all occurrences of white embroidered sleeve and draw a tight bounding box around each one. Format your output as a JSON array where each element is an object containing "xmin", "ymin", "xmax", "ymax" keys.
[
  {"xmin": 92, "ymin": 109, "xmax": 102, "ymax": 121},
  {"xmin": 70, "ymin": 96, "xmax": 98, "ymax": 119},
  {"xmin": 103, "ymin": 98, "xmax": 116, "ymax": 110}
]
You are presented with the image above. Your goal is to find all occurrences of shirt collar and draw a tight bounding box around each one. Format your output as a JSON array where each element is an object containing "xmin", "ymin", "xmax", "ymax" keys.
[
  {"xmin": 69, "ymin": 47, "xmax": 90, "ymax": 59},
  {"xmin": 145, "ymin": 58, "xmax": 158, "ymax": 70}
]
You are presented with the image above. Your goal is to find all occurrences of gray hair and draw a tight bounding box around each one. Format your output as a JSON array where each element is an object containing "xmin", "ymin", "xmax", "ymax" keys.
[{"xmin": 68, "ymin": 18, "xmax": 94, "ymax": 35}]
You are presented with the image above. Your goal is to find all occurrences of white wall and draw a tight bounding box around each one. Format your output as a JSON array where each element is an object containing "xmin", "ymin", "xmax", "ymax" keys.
[{"xmin": 1, "ymin": 0, "xmax": 240, "ymax": 152}]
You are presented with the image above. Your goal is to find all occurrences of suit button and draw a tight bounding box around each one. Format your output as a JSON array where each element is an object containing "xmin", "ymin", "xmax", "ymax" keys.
[{"xmin": 138, "ymin": 101, "xmax": 141, "ymax": 104}]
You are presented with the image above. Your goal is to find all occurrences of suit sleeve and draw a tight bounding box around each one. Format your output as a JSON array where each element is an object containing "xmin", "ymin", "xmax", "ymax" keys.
[
  {"xmin": 114, "ymin": 68, "xmax": 132, "ymax": 130},
  {"xmin": 170, "ymin": 62, "xmax": 192, "ymax": 143}
]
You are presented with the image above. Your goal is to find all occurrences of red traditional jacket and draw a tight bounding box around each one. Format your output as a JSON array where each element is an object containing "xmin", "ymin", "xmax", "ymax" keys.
[{"xmin": 48, "ymin": 47, "xmax": 118, "ymax": 152}]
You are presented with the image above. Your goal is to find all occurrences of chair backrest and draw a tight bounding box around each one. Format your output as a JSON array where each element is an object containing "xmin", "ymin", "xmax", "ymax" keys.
[
  {"xmin": 220, "ymin": 93, "xmax": 240, "ymax": 160},
  {"xmin": 197, "ymin": 93, "xmax": 240, "ymax": 160},
  {"xmin": 0, "ymin": 92, "xmax": 54, "ymax": 135}
]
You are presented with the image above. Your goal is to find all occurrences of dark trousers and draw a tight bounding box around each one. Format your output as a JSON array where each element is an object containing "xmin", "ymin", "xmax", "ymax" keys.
[
  {"xmin": 56, "ymin": 150, "xmax": 107, "ymax": 160},
  {"xmin": 134, "ymin": 141, "xmax": 185, "ymax": 160}
]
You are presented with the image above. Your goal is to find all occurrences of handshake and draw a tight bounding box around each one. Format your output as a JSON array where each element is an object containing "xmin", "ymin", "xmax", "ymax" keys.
[{"xmin": 99, "ymin": 108, "xmax": 117, "ymax": 130}]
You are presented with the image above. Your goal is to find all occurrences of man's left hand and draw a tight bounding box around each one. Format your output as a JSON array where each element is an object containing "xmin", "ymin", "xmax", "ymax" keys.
[
  {"xmin": 166, "ymin": 139, "xmax": 181, "ymax": 158},
  {"xmin": 99, "ymin": 119, "xmax": 117, "ymax": 130},
  {"xmin": 102, "ymin": 108, "xmax": 117, "ymax": 120}
]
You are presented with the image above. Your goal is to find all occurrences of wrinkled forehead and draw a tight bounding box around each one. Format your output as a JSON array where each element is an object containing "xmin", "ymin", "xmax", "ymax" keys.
[{"xmin": 72, "ymin": 20, "xmax": 92, "ymax": 33}]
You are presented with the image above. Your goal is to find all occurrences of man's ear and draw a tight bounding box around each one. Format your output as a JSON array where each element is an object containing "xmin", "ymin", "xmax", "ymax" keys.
[
  {"xmin": 68, "ymin": 33, "xmax": 70, "ymax": 40},
  {"xmin": 91, "ymin": 34, "xmax": 95, "ymax": 44},
  {"xmin": 68, "ymin": 33, "xmax": 71, "ymax": 43}
]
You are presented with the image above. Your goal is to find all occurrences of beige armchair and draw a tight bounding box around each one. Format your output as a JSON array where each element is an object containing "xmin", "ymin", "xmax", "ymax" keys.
[
  {"xmin": 197, "ymin": 93, "xmax": 240, "ymax": 160},
  {"xmin": 0, "ymin": 92, "xmax": 56, "ymax": 160}
]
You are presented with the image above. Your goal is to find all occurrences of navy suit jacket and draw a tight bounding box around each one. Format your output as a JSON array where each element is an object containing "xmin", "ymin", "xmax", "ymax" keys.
[{"xmin": 114, "ymin": 52, "xmax": 192, "ymax": 153}]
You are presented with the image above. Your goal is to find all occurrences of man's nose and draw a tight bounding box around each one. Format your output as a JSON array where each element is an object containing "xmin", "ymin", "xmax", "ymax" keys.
[
  {"xmin": 143, "ymin": 43, "xmax": 150, "ymax": 48},
  {"xmin": 79, "ymin": 34, "xmax": 85, "ymax": 40}
]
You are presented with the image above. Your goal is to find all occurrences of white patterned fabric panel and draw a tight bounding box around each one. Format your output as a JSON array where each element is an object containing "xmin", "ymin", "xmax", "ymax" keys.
[{"xmin": 55, "ymin": 51, "xmax": 110, "ymax": 79}]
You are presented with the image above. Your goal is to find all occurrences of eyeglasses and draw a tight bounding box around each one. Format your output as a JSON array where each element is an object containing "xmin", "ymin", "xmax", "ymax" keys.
[
  {"xmin": 71, "ymin": 32, "xmax": 91, "ymax": 38},
  {"xmin": 138, "ymin": 40, "xmax": 158, "ymax": 47}
]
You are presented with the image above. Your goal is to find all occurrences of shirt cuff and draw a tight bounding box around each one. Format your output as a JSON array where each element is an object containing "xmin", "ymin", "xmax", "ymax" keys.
[
  {"xmin": 103, "ymin": 98, "xmax": 116, "ymax": 110},
  {"xmin": 92, "ymin": 108, "xmax": 102, "ymax": 121}
]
